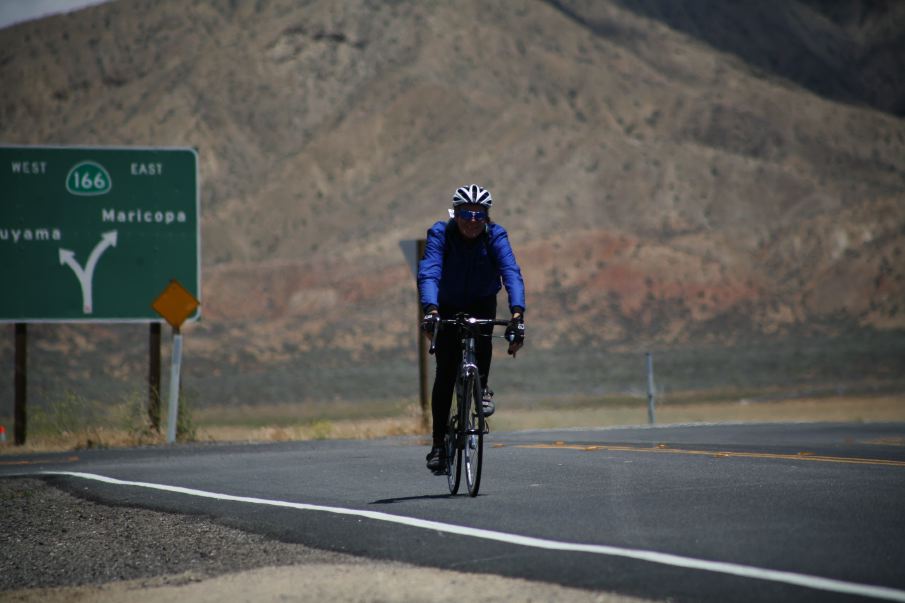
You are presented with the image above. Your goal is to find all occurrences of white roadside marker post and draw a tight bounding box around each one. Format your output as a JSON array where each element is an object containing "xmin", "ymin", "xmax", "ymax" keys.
[
  {"xmin": 646, "ymin": 352, "xmax": 656, "ymax": 425},
  {"xmin": 151, "ymin": 280, "xmax": 200, "ymax": 444},
  {"xmin": 166, "ymin": 328, "xmax": 184, "ymax": 444}
]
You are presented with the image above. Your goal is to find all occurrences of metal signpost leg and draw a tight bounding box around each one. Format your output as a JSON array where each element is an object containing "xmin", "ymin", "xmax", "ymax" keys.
[
  {"xmin": 398, "ymin": 238, "xmax": 430, "ymax": 432},
  {"xmin": 646, "ymin": 352, "xmax": 656, "ymax": 425},
  {"xmin": 166, "ymin": 328, "xmax": 183, "ymax": 444},
  {"xmin": 14, "ymin": 323, "xmax": 27, "ymax": 445}
]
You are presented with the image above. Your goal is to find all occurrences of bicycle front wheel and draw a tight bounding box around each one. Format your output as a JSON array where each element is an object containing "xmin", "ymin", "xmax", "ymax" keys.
[
  {"xmin": 446, "ymin": 385, "xmax": 462, "ymax": 495},
  {"xmin": 463, "ymin": 374, "xmax": 484, "ymax": 497}
]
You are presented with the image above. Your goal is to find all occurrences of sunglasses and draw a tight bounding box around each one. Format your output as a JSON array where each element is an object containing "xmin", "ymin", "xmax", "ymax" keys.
[{"xmin": 456, "ymin": 209, "xmax": 487, "ymax": 221}]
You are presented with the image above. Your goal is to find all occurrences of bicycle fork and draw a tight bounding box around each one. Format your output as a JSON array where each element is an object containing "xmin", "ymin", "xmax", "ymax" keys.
[{"xmin": 455, "ymin": 336, "xmax": 481, "ymax": 448}]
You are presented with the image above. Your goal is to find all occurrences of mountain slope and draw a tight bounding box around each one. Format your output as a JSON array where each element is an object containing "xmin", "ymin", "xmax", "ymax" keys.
[{"xmin": 1, "ymin": 0, "xmax": 903, "ymax": 405}]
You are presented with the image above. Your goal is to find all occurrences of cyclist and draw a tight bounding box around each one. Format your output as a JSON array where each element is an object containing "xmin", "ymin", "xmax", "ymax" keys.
[{"xmin": 418, "ymin": 184, "xmax": 526, "ymax": 473}]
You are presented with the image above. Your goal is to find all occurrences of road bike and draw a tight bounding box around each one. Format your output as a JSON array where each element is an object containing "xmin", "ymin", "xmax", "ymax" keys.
[{"xmin": 430, "ymin": 314, "xmax": 511, "ymax": 497}]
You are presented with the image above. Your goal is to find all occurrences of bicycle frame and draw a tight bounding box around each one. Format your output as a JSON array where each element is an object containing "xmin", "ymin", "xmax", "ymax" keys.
[{"xmin": 429, "ymin": 313, "xmax": 509, "ymax": 496}]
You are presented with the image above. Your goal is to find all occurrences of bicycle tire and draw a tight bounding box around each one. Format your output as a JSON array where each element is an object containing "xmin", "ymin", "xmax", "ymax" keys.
[
  {"xmin": 446, "ymin": 382, "xmax": 462, "ymax": 495},
  {"xmin": 464, "ymin": 374, "xmax": 484, "ymax": 497}
]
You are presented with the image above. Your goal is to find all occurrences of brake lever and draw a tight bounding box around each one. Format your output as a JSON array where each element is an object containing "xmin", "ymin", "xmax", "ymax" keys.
[{"xmin": 428, "ymin": 318, "xmax": 440, "ymax": 355}]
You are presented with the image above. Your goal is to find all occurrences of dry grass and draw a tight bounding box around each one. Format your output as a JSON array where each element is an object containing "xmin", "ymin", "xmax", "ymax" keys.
[
  {"xmin": 2, "ymin": 395, "xmax": 903, "ymax": 455},
  {"xmin": 0, "ymin": 427, "xmax": 166, "ymax": 455},
  {"xmin": 196, "ymin": 415, "xmax": 427, "ymax": 444}
]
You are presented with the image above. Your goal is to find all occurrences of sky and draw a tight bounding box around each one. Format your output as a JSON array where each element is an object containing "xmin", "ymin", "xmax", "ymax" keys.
[{"xmin": 0, "ymin": 0, "xmax": 111, "ymax": 29}]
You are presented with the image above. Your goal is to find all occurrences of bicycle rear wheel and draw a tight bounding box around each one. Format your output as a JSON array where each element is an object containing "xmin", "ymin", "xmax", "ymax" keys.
[
  {"xmin": 445, "ymin": 385, "xmax": 462, "ymax": 495},
  {"xmin": 463, "ymin": 374, "xmax": 484, "ymax": 497}
]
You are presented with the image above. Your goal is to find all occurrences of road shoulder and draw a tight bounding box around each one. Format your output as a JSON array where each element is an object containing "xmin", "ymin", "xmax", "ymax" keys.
[{"xmin": 0, "ymin": 477, "xmax": 647, "ymax": 603}]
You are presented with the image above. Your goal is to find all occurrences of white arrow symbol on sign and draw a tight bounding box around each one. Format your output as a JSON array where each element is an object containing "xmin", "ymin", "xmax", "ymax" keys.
[{"xmin": 59, "ymin": 230, "xmax": 118, "ymax": 314}]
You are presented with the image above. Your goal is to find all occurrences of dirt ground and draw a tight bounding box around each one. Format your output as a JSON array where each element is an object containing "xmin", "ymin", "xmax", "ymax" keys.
[{"xmin": 4, "ymin": 566, "xmax": 648, "ymax": 603}]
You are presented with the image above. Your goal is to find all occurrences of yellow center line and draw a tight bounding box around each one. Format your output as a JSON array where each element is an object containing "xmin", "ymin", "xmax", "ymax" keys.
[
  {"xmin": 0, "ymin": 455, "xmax": 80, "ymax": 467},
  {"xmin": 514, "ymin": 444, "xmax": 905, "ymax": 467},
  {"xmin": 862, "ymin": 437, "xmax": 905, "ymax": 447}
]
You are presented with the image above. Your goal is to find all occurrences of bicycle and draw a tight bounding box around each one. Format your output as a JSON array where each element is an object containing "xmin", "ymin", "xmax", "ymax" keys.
[{"xmin": 429, "ymin": 314, "xmax": 511, "ymax": 497}]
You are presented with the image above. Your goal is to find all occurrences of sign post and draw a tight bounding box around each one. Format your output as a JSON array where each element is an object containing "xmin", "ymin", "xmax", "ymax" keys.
[
  {"xmin": 1, "ymin": 146, "xmax": 200, "ymax": 444},
  {"xmin": 152, "ymin": 279, "xmax": 200, "ymax": 444},
  {"xmin": 149, "ymin": 322, "xmax": 162, "ymax": 432},
  {"xmin": 14, "ymin": 324, "xmax": 26, "ymax": 445},
  {"xmin": 399, "ymin": 239, "xmax": 430, "ymax": 431},
  {"xmin": 166, "ymin": 332, "xmax": 183, "ymax": 444}
]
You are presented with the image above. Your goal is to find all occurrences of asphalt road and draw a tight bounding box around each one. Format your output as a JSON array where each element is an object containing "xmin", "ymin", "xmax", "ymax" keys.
[{"xmin": 3, "ymin": 421, "xmax": 905, "ymax": 602}]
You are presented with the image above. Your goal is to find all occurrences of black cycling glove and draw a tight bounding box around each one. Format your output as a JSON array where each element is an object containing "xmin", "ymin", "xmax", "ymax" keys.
[
  {"xmin": 421, "ymin": 310, "xmax": 440, "ymax": 335},
  {"xmin": 505, "ymin": 315, "xmax": 525, "ymax": 346}
]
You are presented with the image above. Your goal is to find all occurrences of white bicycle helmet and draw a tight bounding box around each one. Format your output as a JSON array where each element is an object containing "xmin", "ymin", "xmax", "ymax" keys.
[{"xmin": 452, "ymin": 184, "xmax": 493, "ymax": 208}]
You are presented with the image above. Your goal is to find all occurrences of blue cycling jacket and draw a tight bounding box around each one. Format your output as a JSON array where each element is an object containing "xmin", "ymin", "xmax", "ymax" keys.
[{"xmin": 418, "ymin": 220, "xmax": 526, "ymax": 314}]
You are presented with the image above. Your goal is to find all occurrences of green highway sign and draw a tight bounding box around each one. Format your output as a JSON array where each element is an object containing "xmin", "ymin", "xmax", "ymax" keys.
[{"xmin": 1, "ymin": 145, "xmax": 200, "ymax": 322}]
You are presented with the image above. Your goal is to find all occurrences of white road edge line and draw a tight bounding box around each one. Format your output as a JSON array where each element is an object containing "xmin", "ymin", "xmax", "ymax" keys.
[{"xmin": 37, "ymin": 470, "xmax": 905, "ymax": 603}]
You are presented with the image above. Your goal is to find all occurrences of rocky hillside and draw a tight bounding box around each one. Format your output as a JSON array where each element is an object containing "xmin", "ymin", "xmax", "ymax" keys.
[
  {"xmin": 1, "ymin": 0, "xmax": 903, "ymax": 405},
  {"xmin": 611, "ymin": 0, "xmax": 905, "ymax": 116}
]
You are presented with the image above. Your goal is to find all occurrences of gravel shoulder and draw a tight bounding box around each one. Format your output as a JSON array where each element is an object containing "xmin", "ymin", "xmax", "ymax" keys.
[{"xmin": 0, "ymin": 477, "xmax": 649, "ymax": 603}]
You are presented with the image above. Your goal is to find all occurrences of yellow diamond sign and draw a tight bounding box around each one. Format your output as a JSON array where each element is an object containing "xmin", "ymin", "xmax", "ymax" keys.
[{"xmin": 152, "ymin": 279, "xmax": 200, "ymax": 330}]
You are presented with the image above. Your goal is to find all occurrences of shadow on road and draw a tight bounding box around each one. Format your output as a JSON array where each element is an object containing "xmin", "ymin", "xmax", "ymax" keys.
[{"xmin": 370, "ymin": 494, "xmax": 457, "ymax": 504}]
